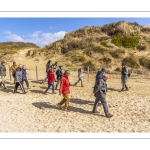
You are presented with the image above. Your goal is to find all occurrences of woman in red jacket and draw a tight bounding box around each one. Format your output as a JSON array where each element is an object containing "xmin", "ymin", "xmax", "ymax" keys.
[
  {"xmin": 44, "ymin": 68, "xmax": 56, "ymax": 94},
  {"xmin": 56, "ymin": 70, "xmax": 70, "ymax": 111}
]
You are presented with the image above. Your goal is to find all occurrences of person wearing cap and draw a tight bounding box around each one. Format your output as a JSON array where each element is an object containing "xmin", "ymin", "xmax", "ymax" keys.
[
  {"xmin": 10, "ymin": 62, "xmax": 18, "ymax": 84},
  {"xmin": 92, "ymin": 73, "xmax": 113, "ymax": 118},
  {"xmin": 0, "ymin": 60, "xmax": 7, "ymax": 89},
  {"xmin": 55, "ymin": 66, "xmax": 63, "ymax": 90},
  {"xmin": 74, "ymin": 68, "xmax": 84, "ymax": 87},
  {"xmin": 56, "ymin": 70, "xmax": 70, "ymax": 111},
  {"xmin": 120, "ymin": 63, "xmax": 129, "ymax": 91}
]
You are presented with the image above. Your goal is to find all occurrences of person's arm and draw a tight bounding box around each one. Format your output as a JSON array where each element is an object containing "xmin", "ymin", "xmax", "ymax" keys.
[{"xmin": 59, "ymin": 77, "xmax": 64, "ymax": 95}]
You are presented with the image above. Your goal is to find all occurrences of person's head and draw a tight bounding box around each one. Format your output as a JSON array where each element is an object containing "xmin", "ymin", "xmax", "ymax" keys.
[
  {"xmin": 13, "ymin": 62, "xmax": 16, "ymax": 65},
  {"xmin": 103, "ymin": 73, "xmax": 109, "ymax": 81},
  {"xmin": 122, "ymin": 63, "xmax": 125, "ymax": 68},
  {"xmin": 59, "ymin": 66, "xmax": 62, "ymax": 70},
  {"xmin": 49, "ymin": 67, "xmax": 52, "ymax": 72},
  {"xmin": 1, "ymin": 60, "xmax": 5, "ymax": 65},
  {"xmin": 22, "ymin": 65, "xmax": 25, "ymax": 69},
  {"xmin": 55, "ymin": 62, "xmax": 57, "ymax": 65},
  {"xmin": 101, "ymin": 68, "xmax": 106, "ymax": 74},
  {"xmin": 19, "ymin": 64, "xmax": 22, "ymax": 68},
  {"xmin": 64, "ymin": 70, "xmax": 70, "ymax": 77},
  {"xmin": 48, "ymin": 60, "xmax": 51, "ymax": 64}
]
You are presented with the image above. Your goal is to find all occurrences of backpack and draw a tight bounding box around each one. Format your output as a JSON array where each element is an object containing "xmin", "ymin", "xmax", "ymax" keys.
[
  {"xmin": 126, "ymin": 67, "xmax": 131, "ymax": 77},
  {"xmin": 96, "ymin": 71, "xmax": 103, "ymax": 81}
]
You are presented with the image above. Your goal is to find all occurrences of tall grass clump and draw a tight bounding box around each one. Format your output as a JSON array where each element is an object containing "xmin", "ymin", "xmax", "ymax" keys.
[{"xmin": 112, "ymin": 36, "xmax": 140, "ymax": 48}]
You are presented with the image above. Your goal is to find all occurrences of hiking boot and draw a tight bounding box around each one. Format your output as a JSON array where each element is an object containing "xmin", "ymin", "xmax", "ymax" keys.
[
  {"xmin": 125, "ymin": 88, "xmax": 129, "ymax": 91},
  {"xmin": 56, "ymin": 104, "xmax": 62, "ymax": 109},
  {"xmin": 105, "ymin": 113, "xmax": 113, "ymax": 118},
  {"xmin": 92, "ymin": 110, "xmax": 100, "ymax": 113}
]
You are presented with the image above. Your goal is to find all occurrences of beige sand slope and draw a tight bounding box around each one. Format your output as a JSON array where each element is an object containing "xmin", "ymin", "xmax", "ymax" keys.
[{"xmin": 0, "ymin": 50, "xmax": 150, "ymax": 132}]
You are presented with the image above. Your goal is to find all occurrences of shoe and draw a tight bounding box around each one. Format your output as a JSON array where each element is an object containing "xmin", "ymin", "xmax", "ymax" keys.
[
  {"xmin": 125, "ymin": 88, "xmax": 129, "ymax": 91},
  {"xmin": 92, "ymin": 110, "xmax": 100, "ymax": 113},
  {"xmin": 105, "ymin": 113, "xmax": 113, "ymax": 118},
  {"xmin": 63, "ymin": 108, "xmax": 69, "ymax": 111},
  {"xmin": 56, "ymin": 104, "xmax": 62, "ymax": 109},
  {"xmin": 119, "ymin": 89, "xmax": 124, "ymax": 92}
]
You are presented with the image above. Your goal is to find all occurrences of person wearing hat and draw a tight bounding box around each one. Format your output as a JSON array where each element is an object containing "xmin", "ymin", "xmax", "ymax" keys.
[
  {"xmin": 10, "ymin": 62, "xmax": 18, "ymax": 84},
  {"xmin": 92, "ymin": 73, "xmax": 113, "ymax": 118},
  {"xmin": 120, "ymin": 63, "xmax": 129, "ymax": 92},
  {"xmin": 0, "ymin": 60, "xmax": 7, "ymax": 89},
  {"xmin": 74, "ymin": 68, "xmax": 84, "ymax": 87},
  {"xmin": 55, "ymin": 66, "xmax": 63, "ymax": 90},
  {"xmin": 56, "ymin": 70, "xmax": 70, "ymax": 111}
]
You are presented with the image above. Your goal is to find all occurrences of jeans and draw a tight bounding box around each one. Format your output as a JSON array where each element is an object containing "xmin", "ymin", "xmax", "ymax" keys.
[
  {"xmin": 45, "ymin": 82, "xmax": 54, "ymax": 93},
  {"xmin": 92, "ymin": 97, "xmax": 109, "ymax": 115},
  {"xmin": 121, "ymin": 77, "xmax": 128, "ymax": 90}
]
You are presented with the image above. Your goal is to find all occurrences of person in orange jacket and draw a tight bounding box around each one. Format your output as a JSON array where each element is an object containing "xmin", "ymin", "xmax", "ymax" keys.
[{"xmin": 56, "ymin": 70, "xmax": 70, "ymax": 111}]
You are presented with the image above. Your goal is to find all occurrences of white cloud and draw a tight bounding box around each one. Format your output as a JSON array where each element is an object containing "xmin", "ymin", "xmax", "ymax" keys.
[
  {"xmin": 4, "ymin": 30, "xmax": 67, "ymax": 47},
  {"xmin": 4, "ymin": 31, "xmax": 24, "ymax": 42}
]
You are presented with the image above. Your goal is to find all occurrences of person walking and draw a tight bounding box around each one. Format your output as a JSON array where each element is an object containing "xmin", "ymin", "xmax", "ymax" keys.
[
  {"xmin": 0, "ymin": 60, "xmax": 7, "ymax": 89},
  {"xmin": 120, "ymin": 63, "xmax": 129, "ymax": 92},
  {"xmin": 95, "ymin": 68, "xmax": 106, "ymax": 84},
  {"xmin": 10, "ymin": 61, "xmax": 18, "ymax": 84},
  {"xmin": 14, "ymin": 64, "xmax": 26, "ymax": 94},
  {"xmin": 92, "ymin": 74, "xmax": 113, "ymax": 118},
  {"xmin": 22, "ymin": 65, "xmax": 29, "ymax": 89},
  {"xmin": 42, "ymin": 60, "xmax": 52, "ymax": 83},
  {"xmin": 56, "ymin": 70, "xmax": 70, "ymax": 111},
  {"xmin": 74, "ymin": 68, "xmax": 84, "ymax": 87},
  {"xmin": 55, "ymin": 66, "xmax": 63, "ymax": 90},
  {"xmin": 44, "ymin": 68, "xmax": 56, "ymax": 94}
]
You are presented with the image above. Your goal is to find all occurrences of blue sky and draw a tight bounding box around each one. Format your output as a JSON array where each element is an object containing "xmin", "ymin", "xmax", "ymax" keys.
[{"xmin": 1, "ymin": 18, "xmax": 150, "ymax": 47}]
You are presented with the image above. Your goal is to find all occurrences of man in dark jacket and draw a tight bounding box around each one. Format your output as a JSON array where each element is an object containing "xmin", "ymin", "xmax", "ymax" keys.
[
  {"xmin": 42, "ymin": 60, "xmax": 52, "ymax": 83},
  {"xmin": 120, "ymin": 63, "xmax": 129, "ymax": 92},
  {"xmin": 55, "ymin": 66, "xmax": 63, "ymax": 90},
  {"xmin": 92, "ymin": 74, "xmax": 113, "ymax": 118},
  {"xmin": 22, "ymin": 65, "xmax": 29, "ymax": 88},
  {"xmin": 0, "ymin": 60, "xmax": 7, "ymax": 89},
  {"xmin": 14, "ymin": 64, "xmax": 25, "ymax": 94}
]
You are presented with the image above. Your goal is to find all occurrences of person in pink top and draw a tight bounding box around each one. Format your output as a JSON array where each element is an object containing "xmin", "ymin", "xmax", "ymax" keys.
[{"xmin": 44, "ymin": 68, "xmax": 56, "ymax": 94}]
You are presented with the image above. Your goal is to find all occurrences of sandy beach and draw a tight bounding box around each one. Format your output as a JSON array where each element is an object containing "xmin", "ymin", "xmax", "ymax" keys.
[{"xmin": 0, "ymin": 62, "xmax": 150, "ymax": 132}]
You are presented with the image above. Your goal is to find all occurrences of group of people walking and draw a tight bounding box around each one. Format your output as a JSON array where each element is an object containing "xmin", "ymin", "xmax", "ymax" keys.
[
  {"xmin": 0, "ymin": 61, "xmax": 29, "ymax": 94},
  {"xmin": 0, "ymin": 59, "xmax": 130, "ymax": 118}
]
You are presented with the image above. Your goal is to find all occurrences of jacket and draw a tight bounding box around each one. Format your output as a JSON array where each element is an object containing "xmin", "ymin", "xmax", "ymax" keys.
[
  {"xmin": 22, "ymin": 68, "xmax": 27, "ymax": 80},
  {"xmin": 59, "ymin": 75, "xmax": 70, "ymax": 94},
  {"xmin": 78, "ymin": 69, "xmax": 83, "ymax": 78},
  {"xmin": 93, "ymin": 77, "xmax": 107, "ymax": 99},
  {"xmin": 56, "ymin": 69, "xmax": 62, "ymax": 80},
  {"xmin": 0, "ymin": 63, "xmax": 6, "ymax": 76},
  {"xmin": 121, "ymin": 67, "xmax": 128, "ymax": 78},
  {"xmin": 15, "ymin": 68, "xmax": 22, "ymax": 82},
  {"xmin": 47, "ymin": 72, "xmax": 55, "ymax": 83},
  {"xmin": 10, "ymin": 65, "xmax": 17, "ymax": 72}
]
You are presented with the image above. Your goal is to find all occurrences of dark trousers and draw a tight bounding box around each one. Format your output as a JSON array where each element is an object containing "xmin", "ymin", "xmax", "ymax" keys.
[
  {"xmin": 14, "ymin": 81, "xmax": 25, "ymax": 93},
  {"xmin": 92, "ymin": 96, "xmax": 109, "ymax": 115},
  {"xmin": 121, "ymin": 77, "xmax": 128, "ymax": 90},
  {"xmin": 23, "ymin": 79, "xmax": 29, "ymax": 88}
]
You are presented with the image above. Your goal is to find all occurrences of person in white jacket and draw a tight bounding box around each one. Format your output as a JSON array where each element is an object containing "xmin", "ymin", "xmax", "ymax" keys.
[{"xmin": 74, "ymin": 68, "xmax": 84, "ymax": 87}]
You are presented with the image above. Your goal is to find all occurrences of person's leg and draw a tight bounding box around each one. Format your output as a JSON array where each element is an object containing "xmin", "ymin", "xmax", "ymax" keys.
[
  {"xmin": 80, "ymin": 78, "xmax": 84, "ymax": 87},
  {"xmin": 57, "ymin": 95, "xmax": 65, "ymax": 109},
  {"xmin": 121, "ymin": 77, "xmax": 125, "ymax": 90},
  {"xmin": 14, "ymin": 82, "xmax": 19, "ymax": 93},
  {"xmin": 24, "ymin": 79, "xmax": 29, "ymax": 88},
  {"xmin": 64, "ymin": 94, "xmax": 70, "ymax": 110},
  {"xmin": 74, "ymin": 78, "xmax": 80, "ymax": 85},
  {"xmin": 19, "ymin": 81, "xmax": 26, "ymax": 93},
  {"xmin": 124, "ymin": 78, "xmax": 128, "ymax": 90},
  {"xmin": 1, "ymin": 76, "xmax": 6, "ymax": 89},
  {"xmin": 92, "ymin": 97, "xmax": 100, "ymax": 113},
  {"xmin": 100, "ymin": 98, "xmax": 109, "ymax": 115},
  {"xmin": 51, "ymin": 82, "xmax": 55, "ymax": 93},
  {"xmin": 44, "ymin": 83, "xmax": 51, "ymax": 93},
  {"xmin": 55, "ymin": 80, "xmax": 60, "ymax": 90},
  {"xmin": 0, "ymin": 76, "xmax": 2, "ymax": 86}
]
